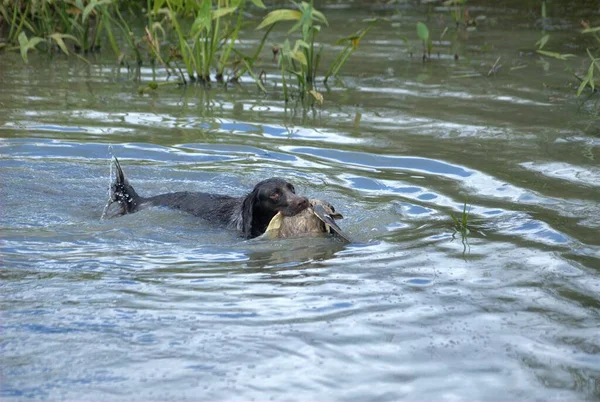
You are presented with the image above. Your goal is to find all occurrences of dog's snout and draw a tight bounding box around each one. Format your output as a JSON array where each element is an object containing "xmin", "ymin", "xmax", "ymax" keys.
[
  {"xmin": 294, "ymin": 196, "xmax": 309, "ymax": 210},
  {"xmin": 284, "ymin": 195, "xmax": 309, "ymax": 216}
]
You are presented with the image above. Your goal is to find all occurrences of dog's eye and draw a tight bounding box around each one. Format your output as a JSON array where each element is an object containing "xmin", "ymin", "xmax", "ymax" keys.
[
  {"xmin": 287, "ymin": 184, "xmax": 295, "ymax": 193},
  {"xmin": 270, "ymin": 191, "xmax": 280, "ymax": 201}
]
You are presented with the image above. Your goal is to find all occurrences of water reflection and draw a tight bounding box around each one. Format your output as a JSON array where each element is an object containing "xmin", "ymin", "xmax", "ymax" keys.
[
  {"xmin": 245, "ymin": 238, "xmax": 347, "ymax": 270},
  {"xmin": 286, "ymin": 146, "xmax": 473, "ymax": 177}
]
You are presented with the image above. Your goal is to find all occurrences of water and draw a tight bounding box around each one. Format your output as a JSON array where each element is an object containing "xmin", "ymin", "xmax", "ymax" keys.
[{"xmin": 2, "ymin": 2, "xmax": 600, "ymax": 400}]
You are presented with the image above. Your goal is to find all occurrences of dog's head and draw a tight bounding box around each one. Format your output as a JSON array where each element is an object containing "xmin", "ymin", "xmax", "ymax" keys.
[{"xmin": 241, "ymin": 178, "xmax": 309, "ymax": 238}]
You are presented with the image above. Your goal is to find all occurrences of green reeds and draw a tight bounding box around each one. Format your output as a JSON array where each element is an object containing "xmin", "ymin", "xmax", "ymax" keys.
[
  {"xmin": 450, "ymin": 201, "xmax": 471, "ymax": 237},
  {"xmin": 444, "ymin": 0, "xmax": 467, "ymax": 27},
  {"xmin": 258, "ymin": 1, "xmax": 374, "ymax": 102},
  {"xmin": 575, "ymin": 27, "xmax": 600, "ymax": 97},
  {"xmin": 1, "ymin": 0, "xmax": 371, "ymax": 98},
  {"xmin": 161, "ymin": 0, "xmax": 265, "ymax": 84},
  {"xmin": 3, "ymin": 0, "xmax": 114, "ymax": 62},
  {"xmin": 416, "ymin": 21, "xmax": 432, "ymax": 60},
  {"xmin": 576, "ymin": 49, "xmax": 600, "ymax": 97},
  {"xmin": 257, "ymin": 0, "xmax": 328, "ymax": 100},
  {"xmin": 324, "ymin": 19, "xmax": 377, "ymax": 83},
  {"xmin": 450, "ymin": 200, "xmax": 472, "ymax": 256},
  {"xmin": 534, "ymin": 23, "xmax": 599, "ymax": 98}
]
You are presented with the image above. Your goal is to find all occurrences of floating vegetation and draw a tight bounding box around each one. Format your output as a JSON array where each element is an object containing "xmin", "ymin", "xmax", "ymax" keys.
[{"xmin": 137, "ymin": 79, "xmax": 184, "ymax": 94}]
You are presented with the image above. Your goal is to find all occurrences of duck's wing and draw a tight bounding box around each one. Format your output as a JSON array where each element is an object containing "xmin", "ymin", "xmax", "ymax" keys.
[{"xmin": 312, "ymin": 204, "xmax": 351, "ymax": 243}]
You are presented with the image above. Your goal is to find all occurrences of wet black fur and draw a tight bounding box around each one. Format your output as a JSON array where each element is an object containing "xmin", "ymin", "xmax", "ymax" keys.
[{"xmin": 108, "ymin": 158, "xmax": 309, "ymax": 239}]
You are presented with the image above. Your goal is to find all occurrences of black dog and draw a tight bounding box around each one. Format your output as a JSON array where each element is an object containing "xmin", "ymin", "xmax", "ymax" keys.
[{"xmin": 107, "ymin": 158, "xmax": 309, "ymax": 239}]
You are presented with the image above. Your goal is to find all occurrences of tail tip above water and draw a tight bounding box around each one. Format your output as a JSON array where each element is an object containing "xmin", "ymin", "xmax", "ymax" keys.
[
  {"xmin": 104, "ymin": 156, "xmax": 140, "ymax": 217},
  {"xmin": 112, "ymin": 156, "xmax": 126, "ymax": 185}
]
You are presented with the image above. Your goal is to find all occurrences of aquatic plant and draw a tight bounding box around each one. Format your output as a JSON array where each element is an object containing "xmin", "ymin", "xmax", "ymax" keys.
[
  {"xmin": 146, "ymin": 0, "xmax": 268, "ymax": 83},
  {"xmin": 534, "ymin": 1, "xmax": 575, "ymax": 61},
  {"xmin": 534, "ymin": 19, "xmax": 599, "ymax": 103},
  {"xmin": 531, "ymin": 3, "xmax": 599, "ymax": 105},
  {"xmin": 450, "ymin": 200, "xmax": 472, "ymax": 256},
  {"xmin": 257, "ymin": 1, "xmax": 375, "ymax": 102},
  {"xmin": 257, "ymin": 1, "xmax": 328, "ymax": 101},
  {"xmin": 416, "ymin": 21, "xmax": 432, "ymax": 60},
  {"xmin": 1, "ymin": 0, "xmax": 372, "ymax": 99},
  {"xmin": 445, "ymin": 0, "xmax": 467, "ymax": 27},
  {"xmin": 450, "ymin": 200, "xmax": 471, "ymax": 237},
  {"xmin": 1, "ymin": 0, "xmax": 110, "ymax": 62},
  {"xmin": 576, "ymin": 48, "xmax": 600, "ymax": 97},
  {"xmin": 575, "ymin": 25, "xmax": 600, "ymax": 98},
  {"xmin": 324, "ymin": 19, "xmax": 377, "ymax": 84}
]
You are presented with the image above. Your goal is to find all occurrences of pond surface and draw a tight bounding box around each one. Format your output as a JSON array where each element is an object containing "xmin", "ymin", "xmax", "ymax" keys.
[{"xmin": 2, "ymin": 2, "xmax": 600, "ymax": 400}]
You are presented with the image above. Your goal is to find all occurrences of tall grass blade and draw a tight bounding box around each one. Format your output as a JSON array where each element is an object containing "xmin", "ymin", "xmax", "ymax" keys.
[
  {"xmin": 232, "ymin": 23, "xmax": 275, "ymax": 80},
  {"xmin": 49, "ymin": 33, "xmax": 80, "ymax": 55},
  {"xmin": 241, "ymin": 58, "xmax": 267, "ymax": 93},
  {"xmin": 218, "ymin": 3, "xmax": 244, "ymax": 79},
  {"xmin": 250, "ymin": 0, "xmax": 266, "ymax": 8},
  {"xmin": 11, "ymin": 3, "xmax": 31, "ymax": 43},
  {"xmin": 281, "ymin": 59, "xmax": 289, "ymax": 102},
  {"xmin": 536, "ymin": 50, "xmax": 576, "ymax": 60},
  {"xmin": 324, "ymin": 19, "xmax": 376, "ymax": 83},
  {"xmin": 256, "ymin": 10, "xmax": 302, "ymax": 30},
  {"xmin": 101, "ymin": 12, "xmax": 121, "ymax": 57},
  {"xmin": 212, "ymin": 7, "xmax": 237, "ymax": 19},
  {"xmin": 166, "ymin": 7, "xmax": 195, "ymax": 79}
]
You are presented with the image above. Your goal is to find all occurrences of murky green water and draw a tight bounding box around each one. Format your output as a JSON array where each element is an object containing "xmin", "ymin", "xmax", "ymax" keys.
[{"xmin": 2, "ymin": 2, "xmax": 600, "ymax": 400}]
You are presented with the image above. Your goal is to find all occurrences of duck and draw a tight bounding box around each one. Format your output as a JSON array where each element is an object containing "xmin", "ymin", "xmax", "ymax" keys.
[{"xmin": 261, "ymin": 199, "xmax": 350, "ymax": 242}]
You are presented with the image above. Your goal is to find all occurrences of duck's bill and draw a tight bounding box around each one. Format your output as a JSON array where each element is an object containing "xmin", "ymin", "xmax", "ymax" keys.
[{"xmin": 313, "ymin": 204, "xmax": 351, "ymax": 243}]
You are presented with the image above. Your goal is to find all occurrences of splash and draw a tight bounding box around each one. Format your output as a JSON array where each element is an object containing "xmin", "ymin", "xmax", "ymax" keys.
[{"xmin": 100, "ymin": 146, "xmax": 116, "ymax": 221}]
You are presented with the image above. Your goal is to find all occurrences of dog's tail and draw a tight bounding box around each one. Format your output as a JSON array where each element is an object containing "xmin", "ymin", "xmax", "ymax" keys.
[{"xmin": 109, "ymin": 157, "xmax": 142, "ymax": 216}]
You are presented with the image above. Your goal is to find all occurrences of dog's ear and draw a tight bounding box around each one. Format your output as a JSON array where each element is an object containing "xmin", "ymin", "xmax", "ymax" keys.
[{"xmin": 241, "ymin": 190, "xmax": 257, "ymax": 238}]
